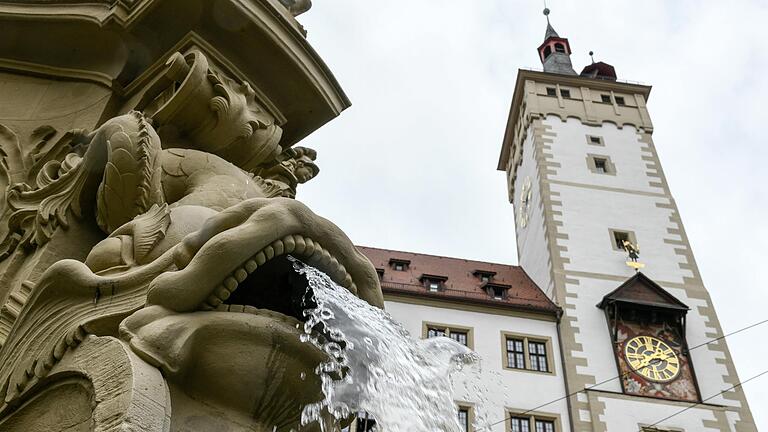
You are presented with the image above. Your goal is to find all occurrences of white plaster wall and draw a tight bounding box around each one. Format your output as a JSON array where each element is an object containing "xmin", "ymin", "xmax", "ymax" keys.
[
  {"xmin": 562, "ymin": 277, "xmax": 624, "ymax": 394},
  {"xmin": 384, "ymin": 300, "xmax": 570, "ymax": 432},
  {"xmin": 596, "ymin": 394, "xmax": 727, "ymax": 432},
  {"xmin": 552, "ymin": 186, "xmax": 692, "ymax": 285},
  {"xmin": 513, "ymin": 126, "xmax": 554, "ymax": 299},
  {"xmin": 544, "ymin": 116, "xmax": 662, "ymax": 194}
]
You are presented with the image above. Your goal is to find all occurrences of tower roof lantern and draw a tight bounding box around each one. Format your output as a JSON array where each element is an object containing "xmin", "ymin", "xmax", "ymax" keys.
[{"xmin": 537, "ymin": 8, "xmax": 577, "ymax": 75}]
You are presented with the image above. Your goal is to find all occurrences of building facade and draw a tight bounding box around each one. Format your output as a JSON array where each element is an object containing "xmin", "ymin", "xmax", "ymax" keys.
[
  {"xmin": 359, "ymin": 246, "xmax": 569, "ymax": 432},
  {"xmin": 497, "ymin": 16, "xmax": 757, "ymax": 432}
]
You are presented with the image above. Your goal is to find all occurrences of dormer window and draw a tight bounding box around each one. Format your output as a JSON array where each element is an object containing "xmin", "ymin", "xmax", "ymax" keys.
[
  {"xmin": 389, "ymin": 258, "xmax": 410, "ymax": 271},
  {"xmin": 419, "ymin": 274, "xmax": 448, "ymax": 292},
  {"xmin": 375, "ymin": 268, "xmax": 384, "ymax": 280},
  {"xmin": 473, "ymin": 270, "xmax": 496, "ymax": 283},
  {"xmin": 484, "ymin": 282, "xmax": 511, "ymax": 300}
]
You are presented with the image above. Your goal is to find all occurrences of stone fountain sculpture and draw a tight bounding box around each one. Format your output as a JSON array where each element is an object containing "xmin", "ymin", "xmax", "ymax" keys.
[{"xmin": 0, "ymin": 1, "xmax": 382, "ymax": 431}]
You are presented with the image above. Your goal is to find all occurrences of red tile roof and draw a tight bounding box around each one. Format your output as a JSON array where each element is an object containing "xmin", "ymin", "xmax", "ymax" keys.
[{"xmin": 357, "ymin": 246, "xmax": 560, "ymax": 316}]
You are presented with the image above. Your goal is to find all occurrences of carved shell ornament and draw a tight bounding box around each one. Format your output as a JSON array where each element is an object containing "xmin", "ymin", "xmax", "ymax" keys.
[{"xmin": 518, "ymin": 175, "xmax": 532, "ymax": 228}]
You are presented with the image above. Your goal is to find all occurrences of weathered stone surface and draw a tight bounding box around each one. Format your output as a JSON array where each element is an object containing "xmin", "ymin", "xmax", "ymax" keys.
[{"xmin": 0, "ymin": 3, "xmax": 378, "ymax": 430}]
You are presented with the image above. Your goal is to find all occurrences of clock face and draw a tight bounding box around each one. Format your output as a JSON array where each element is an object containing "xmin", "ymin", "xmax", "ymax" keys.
[{"xmin": 624, "ymin": 335, "xmax": 680, "ymax": 382}]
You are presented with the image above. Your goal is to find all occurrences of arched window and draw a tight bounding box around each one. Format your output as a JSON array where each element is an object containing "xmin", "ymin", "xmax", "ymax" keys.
[
  {"xmin": 543, "ymin": 46, "xmax": 552, "ymax": 59},
  {"xmin": 555, "ymin": 43, "xmax": 566, "ymax": 53}
]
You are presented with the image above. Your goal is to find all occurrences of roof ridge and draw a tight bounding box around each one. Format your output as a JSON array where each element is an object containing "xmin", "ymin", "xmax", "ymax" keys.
[{"xmin": 356, "ymin": 245, "xmax": 519, "ymax": 268}]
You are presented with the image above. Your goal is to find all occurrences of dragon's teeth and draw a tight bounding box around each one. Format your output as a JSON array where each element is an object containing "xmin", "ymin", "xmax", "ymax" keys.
[
  {"xmin": 206, "ymin": 296, "xmax": 222, "ymax": 307},
  {"xmin": 304, "ymin": 238, "xmax": 316, "ymax": 256},
  {"xmin": 245, "ymin": 260, "xmax": 258, "ymax": 273},
  {"xmin": 224, "ymin": 277, "xmax": 238, "ymax": 291},
  {"xmin": 272, "ymin": 239, "xmax": 285, "ymax": 256},
  {"xmin": 254, "ymin": 251, "xmax": 266, "ymax": 266},
  {"xmin": 283, "ymin": 235, "xmax": 296, "ymax": 253},
  {"xmin": 234, "ymin": 268, "xmax": 248, "ymax": 283},
  {"xmin": 216, "ymin": 286, "xmax": 231, "ymax": 300},
  {"xmin": 293, "ymin": 235, "xmax": 307, "ymax": 255},
  {"xmin": 264, "ymin": 245, "xmax": 275, "ymax": 260}
]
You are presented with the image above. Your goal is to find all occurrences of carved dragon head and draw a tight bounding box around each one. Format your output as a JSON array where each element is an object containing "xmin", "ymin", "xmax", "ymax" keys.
[{"xmin": 0, "ymin": 197, "xmax": 382, "ymax": 429}]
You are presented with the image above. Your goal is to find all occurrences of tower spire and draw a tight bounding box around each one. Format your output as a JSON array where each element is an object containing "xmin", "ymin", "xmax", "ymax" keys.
[{"xmin": 536, "ymin": 6, "xmax": 576, "ymax": 75}]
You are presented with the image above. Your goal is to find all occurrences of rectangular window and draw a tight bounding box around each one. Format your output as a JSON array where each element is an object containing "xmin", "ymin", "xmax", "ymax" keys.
[
  {"xmin": 394, "ymin": 263, "xmax": 404, "ymax": 271},
  {"xmin": 528, "ymin": 341, "xmax": 549, "ymax": 372},
  {"xmin": 509, "ymin": 415, "xmax": 558, "ymax": 432},
  {"xmin": 594, "ymin": 158, "xmax": 607, "ymax": 174},
  {"xmin": 588, "ymin": 135, "xmax": 603, "ymax": 145},
  {"xmin": 510, "ymin": 416, "xmax": 530, "ymax": 432},
  {"xmin": 503, "ymin": 334, "xmax": 553, "ymax": 374},
  {"xmin": 428, "ymin": 280, "xmax": 440, "ymax": 292},
  {"xmin": 427, "ymin": 327, "xmax": 446, "ymax": 338},
  {"xmin": 613, "ymin": 231, "xmax": 630, "ymax": 250},
  {"xmin": 490, "ymin": 286, "xmax": 505, "ymax": 300},
  {"xmin": 534, "ymin": 419, "xmax": 555, "ymax": 432},
  {"xmin": 457, "ymin": 407, "xmax": 470, "ymax": 432},
  {"xmin": 615, "ymin": 96, "xmax": 626, "ymax": 106},
  {"xmin": 355, "ymin": 412, "xmax": 377, "ymax": 432},
  {"xmin": 450, "ymin": 330, "xmax": 468, "ymax": 346},
  {"xmin": 600, "ymin": 94, "xmax": 611, "ymax": 103},
  {"xmin": 546, "ymin": 87, "xmax": 557, "ymax": 97},
  {"xmin": 506, "ymin": 338, "xmax": 526, "ymax": 369},
  {"xmin": 425, "ymin": 323, "xmax": 473, "ymax": 348},
  {"xmin": 559, "ymin": 89, "xmax": 571, "ymax": 98}
]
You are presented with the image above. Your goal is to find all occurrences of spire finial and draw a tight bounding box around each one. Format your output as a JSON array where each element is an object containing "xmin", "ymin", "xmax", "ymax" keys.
[
  {"xmin": 543, "ymin": 1, "xmax": 550, "ymax": 24},
  {"xmin": 589, "ymin": 51, "xmax": 595, "ymax": 64}
]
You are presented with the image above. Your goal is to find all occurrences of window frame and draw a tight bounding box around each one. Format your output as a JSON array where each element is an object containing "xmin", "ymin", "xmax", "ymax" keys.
[
  {"xmin": 615, "ymin": 95, "xmax": 627, "ymax": 106},
  {"xmin": 559, "ymin": 88, "xmax": 571, "ymax": 99},
  {"xmin": 456, "ymin": 402, "xmax": 475, "ymax": 432},
  {"xmin": 600, "ymin": 94, "xmax": 612, "ymax": 103},
  {"xmin": 423, "ymin": 322, "xmax": 474, "ymax": 349},
  {"xmin": 586, "ymin": 154, "xmax": 616, "ymax": 176},
  {"xmin": 545, "ymin": 87, "xmax": 557, "ymax": 97},
  {"xmin": 586, "ymin": 135, "xmax": 604, "ymax": 146},
  {"xmin": 500, "ymin": 331, "xmax": 555, "ymax": 375},
  {"xmin": 506, "ymin": 410, "xmax": 562, "ymax": 432},
  {"xmin": 608, "ymin": 229, "xmax": 638, "ymax": 252}
]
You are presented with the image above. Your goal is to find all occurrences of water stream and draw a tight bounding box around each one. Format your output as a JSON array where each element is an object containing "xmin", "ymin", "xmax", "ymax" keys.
[{"xmin": 292, "ymin": 258, "xmax": 481, "ymax": 432}]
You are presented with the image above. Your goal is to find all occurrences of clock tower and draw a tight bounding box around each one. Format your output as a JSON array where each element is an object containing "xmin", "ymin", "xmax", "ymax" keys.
[{"xmin": 498, "ymin": 9, "xmax": 757, "ymax": 432}]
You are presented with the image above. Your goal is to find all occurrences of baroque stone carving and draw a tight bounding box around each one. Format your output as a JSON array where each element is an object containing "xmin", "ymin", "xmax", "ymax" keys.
[{"xmin": 0, "ymin": 50, "xmax": 382, "ymax": 431}]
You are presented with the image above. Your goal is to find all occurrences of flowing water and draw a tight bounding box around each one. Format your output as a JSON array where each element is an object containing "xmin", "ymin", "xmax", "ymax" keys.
[{"xmin": 292, "ymin": 259, "xmax": 481, "ymax": 432}]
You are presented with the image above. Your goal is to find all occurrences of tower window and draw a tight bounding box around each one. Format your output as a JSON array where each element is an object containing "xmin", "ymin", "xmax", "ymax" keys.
[
  {"xmin": 546, "ymin": 87, "xmax": 557, "ymax": 97},
  {"xmin": 560, "ymin": 89, "xmax": 571, "ymax": 98},
  {"xmin": 543, "ymin": 46, "xmax": 552, "ymax": 59},
  {"xmin": 554, "ymin": 43, "xmax": 565, "ymax": 53},
  {"xmin": 587, "ymin": 135, "xmax": 604, "ymax": 146},
  {"xmin": 615, "ymin": 96, "xmax": 626, "ymax": 106},
  {"xmin": 600, "ymin": 94, "xmax": 612, "ymax": 103},
  {"xmin": 587, "ymin": 154, "xmax": 615, "ymax": 175},
  {"xmin": 609, "ymin": 229, "xmax": 637, "ymax": 251},
  {"xmin": 594, "ymin": 158, "xmax": 607, "ymax": 173}
]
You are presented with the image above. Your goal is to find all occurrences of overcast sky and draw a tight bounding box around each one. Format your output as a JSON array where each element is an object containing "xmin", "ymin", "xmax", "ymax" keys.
[{"xmin": 297, "ymin": 1, "xmax": 768, "ymax": 427}]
